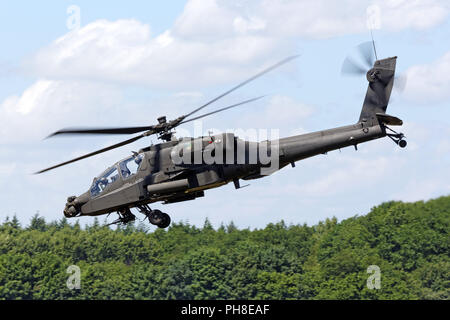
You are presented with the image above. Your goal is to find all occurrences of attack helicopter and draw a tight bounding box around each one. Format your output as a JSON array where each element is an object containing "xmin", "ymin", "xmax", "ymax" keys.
[{"xmin": 37, "ymin": 43, "xmax": 406, "ymax": 228}]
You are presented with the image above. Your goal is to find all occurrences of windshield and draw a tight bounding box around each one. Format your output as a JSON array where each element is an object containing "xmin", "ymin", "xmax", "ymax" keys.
[
  {"xmin": 119, "ymin": 154, "xmax": 143, "ymax": 179},
  {"xmin": 90, "ymin": 166, "xmax": 119, "ymax": 197},
  {"xmin": 90, "ymin": 154, "xmax": 143, "ymax": 197}
]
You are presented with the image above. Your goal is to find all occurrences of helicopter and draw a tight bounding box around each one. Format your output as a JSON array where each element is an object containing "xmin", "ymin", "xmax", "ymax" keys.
[{"xmin": 37, "ymin": 43, "xmax": 406, "ymax": 228}]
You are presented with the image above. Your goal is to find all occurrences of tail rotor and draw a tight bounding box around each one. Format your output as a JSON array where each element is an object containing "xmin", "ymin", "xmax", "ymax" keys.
[
  {"xmin": 341, "ymin": 42, "xmax": 376, "ymax": 77},
  {"xmin": 341, "ymin": 42, "xmax": 407, "ymax": 97}
]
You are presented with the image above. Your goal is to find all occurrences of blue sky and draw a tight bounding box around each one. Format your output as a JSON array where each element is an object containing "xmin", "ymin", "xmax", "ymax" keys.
[{"xmin": 1, "ymin": 0, "xmax": 449, "ymax": 229}]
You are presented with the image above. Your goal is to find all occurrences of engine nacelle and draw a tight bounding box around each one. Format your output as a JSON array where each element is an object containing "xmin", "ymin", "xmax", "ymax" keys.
[{"xmin": 147, "ymin": 179, "xmax": 189, "ymax": 194}]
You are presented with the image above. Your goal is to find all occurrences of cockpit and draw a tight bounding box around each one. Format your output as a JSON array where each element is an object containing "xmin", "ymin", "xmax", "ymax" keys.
[
  {"xmin": 90, "ymin": 153, "xmax": 143, "ymax": 197},
  {"xmin": 119, "ymin": 154, "xmax": 142, "ymax": 178}
]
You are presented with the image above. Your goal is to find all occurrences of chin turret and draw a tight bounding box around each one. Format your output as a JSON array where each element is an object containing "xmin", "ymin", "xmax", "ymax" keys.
[{"xmin": 63, "ymin": 193, "xmax": 89, "ymax": 217}]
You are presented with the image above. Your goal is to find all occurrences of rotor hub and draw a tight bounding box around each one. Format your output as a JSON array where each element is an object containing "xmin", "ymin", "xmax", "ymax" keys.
[
  {"xmin": 366, "ymin": 68, "xmax": 379, "ymax": 83},
  {"xmin": 157, "ymin": 116, "xmax": 167, "ymax": 124}
]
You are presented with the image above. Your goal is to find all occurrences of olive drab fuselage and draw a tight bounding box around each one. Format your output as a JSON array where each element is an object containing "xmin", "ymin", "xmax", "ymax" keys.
[{"xmin": 65, "ymin": 119, "xmax": 390, "ymax": 218}]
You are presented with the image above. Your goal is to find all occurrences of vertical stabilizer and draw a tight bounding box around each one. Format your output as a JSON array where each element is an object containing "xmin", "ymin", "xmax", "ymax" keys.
[{"xmin": 359, "ymin": 57, "xmax": 397, "ymax": 124}]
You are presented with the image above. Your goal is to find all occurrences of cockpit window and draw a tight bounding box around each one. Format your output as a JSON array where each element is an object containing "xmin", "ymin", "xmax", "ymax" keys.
[
  {"xmin": 90, "ymin": 167, "xmax": 119, "ymax": 197},
  {"xmin": 119, "ymin": 154, "xmax": 143, "ymax": 179},
  {"xmin": 89, "ymin": 154, "xmax": 143, "ymax": 197}
]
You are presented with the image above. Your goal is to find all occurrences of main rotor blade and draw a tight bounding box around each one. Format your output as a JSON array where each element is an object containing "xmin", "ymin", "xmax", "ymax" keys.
[
  {"xmin": 47, "ymin": 125, "xmax": 155, "ymax": 138},
  {"xmin": 46, "ymin": 55, "xmax": 299, "ymax": 139},
  {"xmin": 180, "ymin": 95, "xmax": 265, "ymax": 125},
  {"xmin": 35, "ymin": 134, "xmax": 146, "ymax": 174},
  {"xmin": 183, "ymin": 55, "xmax": 300, "ymax": 119}
]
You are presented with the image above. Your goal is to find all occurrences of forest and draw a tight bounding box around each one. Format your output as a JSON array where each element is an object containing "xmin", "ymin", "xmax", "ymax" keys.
[{"xmin": 0, "ymin": 195, "xmax": 448, "ymax": 300}]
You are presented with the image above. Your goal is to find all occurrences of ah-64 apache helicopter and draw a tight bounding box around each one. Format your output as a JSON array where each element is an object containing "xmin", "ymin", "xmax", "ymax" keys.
[{"xmin": 37, "ymin": 43, "xmax": 406, "ymax": 228}]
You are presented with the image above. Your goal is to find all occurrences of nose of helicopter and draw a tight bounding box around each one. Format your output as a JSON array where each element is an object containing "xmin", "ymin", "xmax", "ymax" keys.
[{"xmin": 64, "ymin": 193, "xmax": 89, "ymax": 217}]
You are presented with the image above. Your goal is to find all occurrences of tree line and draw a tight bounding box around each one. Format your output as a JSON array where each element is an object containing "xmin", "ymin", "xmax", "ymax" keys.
[{"xmin": 0, "ymin": 196, "xmax": 448, "ymax": 299}]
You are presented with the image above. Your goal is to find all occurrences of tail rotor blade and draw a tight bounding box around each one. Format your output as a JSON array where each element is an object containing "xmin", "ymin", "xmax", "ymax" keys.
[
  {"xmin": 357, "ymin": 41, "xmax": 375, "ymax": 68},
  {"xmin": 341, "ymin": 56, "xmax": 367, "ymax": 76},
  {"xmin": 341, "ymin": 42, "xmax": 377, "ymax": 77},
  {"xmin": 389, "ymin": 72, "xmax": 408, "ymax": 104},
  {"xmin": 394, "ymin": 73, "xmax": 408, "ymax": 94}
]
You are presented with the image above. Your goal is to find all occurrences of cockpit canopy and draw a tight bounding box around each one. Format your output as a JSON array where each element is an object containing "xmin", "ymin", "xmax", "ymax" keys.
[
  {"xmin": 90, "ymin": 153, "xmax": 143, "ymax": 197},
  {"xmin": 119, "ymin": 154, "xmax": 142, "ymax": 178}
]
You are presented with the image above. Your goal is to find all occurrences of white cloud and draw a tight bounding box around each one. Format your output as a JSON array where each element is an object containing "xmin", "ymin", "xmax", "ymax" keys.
[
  {"xmin": 2, "ymin": 80, "xmax": 54, "ymax": 115},
  {"xmin": 284, "ymin": 155, "xmax": 401, "ymax": 197},
  {"xmin": 377, "ymin": 0, "xmax": 449, "ymax": 31},
  {"xmin": 235, "ymin": 95, "xmax": 313, "ymax": 133},
  {"xmin": 266, "ymin": 95, "xmax": 313, "ymax": 121},
  {"xmin": 403, "ymin": 51, "xmax": 450, "ymax": 103},
  {"xmin": 393, "ymin": 177, "xmax": 450, "ymax": 202},
  {"xmin": 23, "ymin": 0, "xmax": 448, "ymax": 89},
  {"xmin": 436, "ymin": 139, "xmax": 450, "ymax": 155},
  {"xmin": 0, "ymin": 80, "xmax": 123, "ymax": 143},
  {"xmin": 176, "ymin": 0, "xmax": 449, "ymax": 39},
  {"xmin": 28, "ymin": 18, "xmax": 278, "ymax": 89},
  {"xmin": 173, "ymin": 0, "xmax": 241, "ymax": 40}
]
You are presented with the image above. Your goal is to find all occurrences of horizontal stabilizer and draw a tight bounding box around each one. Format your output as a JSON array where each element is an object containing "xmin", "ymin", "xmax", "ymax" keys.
[{"xmin": 376, "ymin": 113, "xmax": 403, "ymax": 126}]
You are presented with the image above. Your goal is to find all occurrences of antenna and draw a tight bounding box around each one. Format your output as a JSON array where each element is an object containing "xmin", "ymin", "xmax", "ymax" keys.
[{"xmin": 370, "ymin": 29, "xmax": 378, "ymax": 61}]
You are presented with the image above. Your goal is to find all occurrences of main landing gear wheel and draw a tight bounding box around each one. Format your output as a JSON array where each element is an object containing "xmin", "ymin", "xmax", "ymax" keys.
[
  {"xmin": 148, "ymin": 209, "xmax": 163, "ymax": 225},
  {"xmin": 137, "ymin": 205, "xmax": 171, "ymax": 228},
  {"xmin": 158, "ymin": 212, "xmax": 171, "ymax": 229},
  {"xmin": 148, "ymin": 210, "xmax": 171, "ymax": 228}
]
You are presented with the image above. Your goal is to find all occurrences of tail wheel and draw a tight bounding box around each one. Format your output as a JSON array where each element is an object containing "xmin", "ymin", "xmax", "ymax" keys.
[{"xmin": 398, "ymin": 139, "xmax": 407, "ymax": 148}]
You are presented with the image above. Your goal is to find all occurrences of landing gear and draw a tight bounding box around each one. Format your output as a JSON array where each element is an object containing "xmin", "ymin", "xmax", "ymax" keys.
[
  {"xmin": 137, "ymin": 204, "xmax": 171, "ymax": 228},
  {"xmin": 385, "ymin": 125, "xmax": 407, "ymax": 148},
  {"xmin": 107, "ymin": 205, "xmax": 171, "ymax": 228},
  {"xmin": 398, "ymin": 139, "xmax": 407, "ymax": 148},
  {"xmin": 107, "ymin": 208, "xmax": 136, "ymax": 226},
  {"xmin": 149, "ymin": 210, "xmax": 171, "ymax": 228}
]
